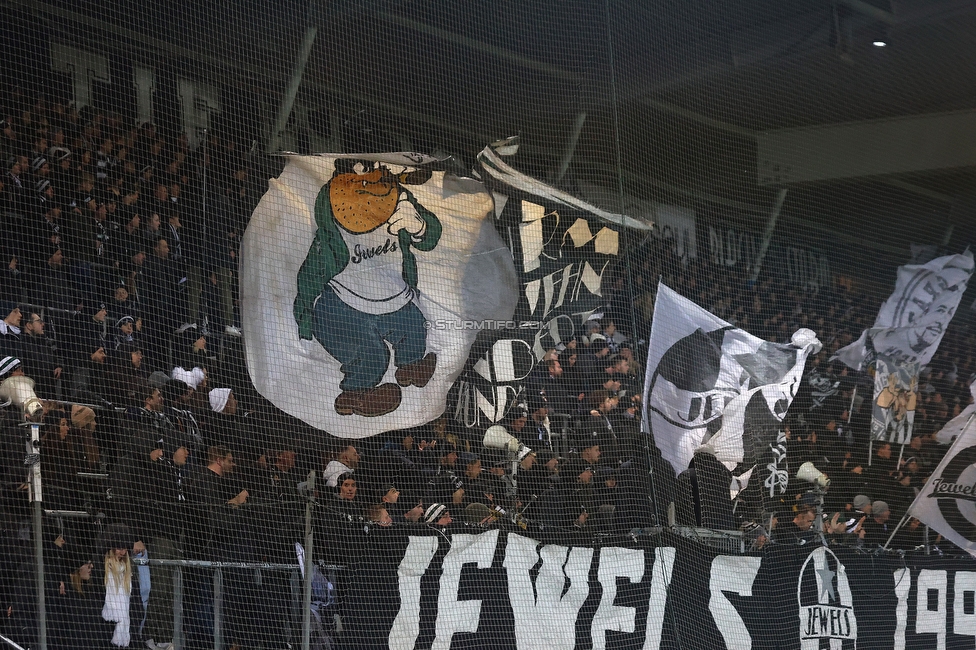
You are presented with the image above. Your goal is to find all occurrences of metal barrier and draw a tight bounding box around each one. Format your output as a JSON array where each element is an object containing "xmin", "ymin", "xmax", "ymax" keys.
[
  {"xmin": 127, "ymin": 557, "xmax": 346, "ymax": 650},
  {"xmin": 12, "ymin": 422, "xmax": 323, "ymax": 650}
]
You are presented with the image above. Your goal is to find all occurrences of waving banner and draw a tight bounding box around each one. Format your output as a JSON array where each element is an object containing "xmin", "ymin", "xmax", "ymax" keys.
[
  {"xmin": 240, "ymin": 154, "xmax": 518, "ymax": 436},
  {"xmin": 834, "ymin": 251, "xmax": 974, "ymax": 370},
  {"xmin": 909, "ymin": 411, "xmax": 976, "ymax": 557},
  {"xmin": 450, "ymin": 145, "xmax": 648, "ymax": 431},
  {"xmin": 642, "ymin": 282, "xmax": 820, "ymax": 474}
]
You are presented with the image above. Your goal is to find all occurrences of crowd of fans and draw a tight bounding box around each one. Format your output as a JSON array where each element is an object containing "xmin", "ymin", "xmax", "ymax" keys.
[
  {"xmin": 632, "ymin": 240, "xmax": 976, "ymax": 551},
  {"xmin": 0, "ymin": 84, "xmax": 973, "ymax": 649}
]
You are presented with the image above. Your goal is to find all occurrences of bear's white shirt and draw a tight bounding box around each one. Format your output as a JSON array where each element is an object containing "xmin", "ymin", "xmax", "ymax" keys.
[{"xmin": 329, "ymin": 222, "xmax": 414, "ymax": 315}]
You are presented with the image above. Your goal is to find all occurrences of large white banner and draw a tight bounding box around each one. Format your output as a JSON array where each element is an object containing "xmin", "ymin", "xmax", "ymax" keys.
[
  {"xmin": 240, "ymin": 154, "xmax": 518, "ymax": 436},
  {"xmin": 642, "ymin": 282, "xmax": 819, "ymax": 473},
  {"xmin": 834, "ymin": 251, "xmax": 974, "ymax": 369}
]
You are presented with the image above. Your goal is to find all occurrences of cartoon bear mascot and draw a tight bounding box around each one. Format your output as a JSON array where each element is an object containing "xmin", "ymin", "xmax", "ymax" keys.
[{"xmin": 294, "ymin": 160, "xmax": 441, "ymax": 417}]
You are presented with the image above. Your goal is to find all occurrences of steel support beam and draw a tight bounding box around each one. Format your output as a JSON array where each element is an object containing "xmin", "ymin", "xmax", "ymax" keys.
[
  {"xmin": 758, "ymin": 109, "xmax": 976, "ymax": 185},
  {"xmin": 837, "ymin": 0, "xmax": 897, "ymax": 25},
  {"xmin": 552, "ymin": 111, "xmax": 587, "ymax": 183},
  {"xmin": 750, "ymin": 188, "xmax": 788, "ymax": 282},
  {"xmin": 267, "ymin": 25, "xmax": 318, "ymax": 153}
]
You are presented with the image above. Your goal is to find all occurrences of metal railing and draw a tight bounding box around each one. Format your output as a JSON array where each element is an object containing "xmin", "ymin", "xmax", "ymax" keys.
[{"xmin": 9, "ymin": 429, "xmax": 325, "ymax": 650}]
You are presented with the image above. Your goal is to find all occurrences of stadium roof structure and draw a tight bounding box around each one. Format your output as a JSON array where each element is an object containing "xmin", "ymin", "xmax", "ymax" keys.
[{"xmin": 5, "ymin": 0, "xmax": 976, "ymax": 257}]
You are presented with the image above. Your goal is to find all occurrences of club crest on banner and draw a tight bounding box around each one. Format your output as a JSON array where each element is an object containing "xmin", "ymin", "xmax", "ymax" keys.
[
  {"xmin": 925, "ymin": 444, "xmax": 976, "ymax": 545},
  {"xmin": 797, "ymin": 547, "xmax": 857, "ymax": 649}
]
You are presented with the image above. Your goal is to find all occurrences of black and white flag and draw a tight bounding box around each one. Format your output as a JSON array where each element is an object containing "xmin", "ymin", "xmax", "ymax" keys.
[
  {"xmin": 451, "ymin": 144, "xmax": 650, "ymax": 430},
  {"xmin": 834, "ymin": 251, "xmax": 973, "ymax": 370},
  {"xmin": 934, "ymin": 381, "xmax": 976, "ymax": 445},
  {"xmin": 476, "ymin": 144, "xmax": 648, "ymax": 357},
  {"xmin": 908, "ymin": 410, "xmax": 976, "ymax": 556},
  {"xmin": 870, "ymin": 353, "xmax": 919, "ymax": 445},
  {"xmin": 642, "ymin": 283, "xmax": 821, "ymax": 473}
]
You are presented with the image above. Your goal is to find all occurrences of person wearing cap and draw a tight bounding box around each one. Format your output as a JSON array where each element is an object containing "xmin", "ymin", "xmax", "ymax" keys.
[
  {"xmin": 577, "ymin": 333, "xmax": 612, "ymax": 379},
  {"xmin": 380, "ymin": 484, "xmax": 417, "ymax": 523},
  {"xmin": 50, "ymin": 145, "xmax": 74, "ymax": 191},
  {"xmin": 774, "ymin": 493, "xmax": 819, "ymax": 545},
  {"xmin": 860, "ymin": 500, "xmax": 893, "ymax": 547},
  {"xmin": 0, "ymin": 355, "xmax": 45, "ymax": 421},
  {"xmin": 455, "ymin": 452, "xmax": 491, "ymax": 508},
  {"xmin": 201, "ymin": 387, "xmax": 253, "ymax": 463},
  {"xmin": 516, "ymin": 450, "xmax": 557, "ymax": 504},
  {"xmin": 19, "ymin": 311, "xmax": 64, "ymax": 399},
  {"xmin": 32, "ymin": 155, "xmax": 50, "ymax": 179},
  {"xmin": 423, "ymin": 503, "xmax": 453, "ymax": 527},
  {"xmin": 517, "ymin": 392, "xmax": 551, "ymax": 449},
  {"xmin": 850, "ymin": 494, "xmax": 872, "ymax": 517},
  {"xmin": 49, "ymin": 549, "xmax": 114, "ymax": 650},
  {"xmin": 112, "ymin": 315, "xmax": 138, "ymax": 351},
  {"xmin": 208, "ymin": 387, "xmax": 237, "ymax": 416},
  {"xmin": 484, "ymin": 459, "xmax": 518, "ymax": 509},
  {"xmin": 742, "ymin": 522, "xmax": 769, "ymax": 551},
  {"xmin": 425, "ymin": 444, "xmax": 464, "ymax": 506},
  {"xmin": 35, "ymin": 177, "xmax": 55, "ymax": 214}
]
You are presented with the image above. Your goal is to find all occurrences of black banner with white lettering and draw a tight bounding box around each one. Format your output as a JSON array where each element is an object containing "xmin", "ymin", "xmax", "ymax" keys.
[
  {"xmin": 449, "ymin": 147, "xmax": 643, "ymax": 432},
  {"xmin": 338, "ymin": 524, "xmax": 976, "ymax": 649}
]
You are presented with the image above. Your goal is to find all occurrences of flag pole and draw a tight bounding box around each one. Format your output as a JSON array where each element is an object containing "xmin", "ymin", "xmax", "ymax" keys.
[
  {"xmin": 846, "ymin": 386, "xmax": 857, "ymax": 424},
  {"xmin": 887, "ymin": 410, "xmax": 976, "ymax": 553},
  {"xmin": 882, "ymin": 512, "xmax": 911, "ymax": 551}
]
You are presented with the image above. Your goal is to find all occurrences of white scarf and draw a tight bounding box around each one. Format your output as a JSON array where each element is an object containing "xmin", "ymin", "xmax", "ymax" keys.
[
  {"xmin": 0, "ymin": 322, "xmax": 20, "ymax": 336},
  {"xmin": 102, "ymin": 563, "xmax": 131, "ymax": 646}
]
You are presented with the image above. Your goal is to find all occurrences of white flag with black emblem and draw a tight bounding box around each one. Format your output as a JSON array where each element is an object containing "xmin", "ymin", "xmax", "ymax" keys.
[
  {"xmin": 642, "ymin": 282, "xmax": 821, "ymax": 473},
  {"xmin": 834, "ymin": 251, "xmax": 973, "ymax": 369},
  {"xmin": 907, "ymin": 414, "xmax": 976, "ymax": 557}
]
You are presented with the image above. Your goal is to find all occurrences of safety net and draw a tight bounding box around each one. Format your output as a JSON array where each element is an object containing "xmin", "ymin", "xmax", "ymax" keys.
[{"xmin": 1, "ymin": 1, "xmax": 976, "ymax": 649}]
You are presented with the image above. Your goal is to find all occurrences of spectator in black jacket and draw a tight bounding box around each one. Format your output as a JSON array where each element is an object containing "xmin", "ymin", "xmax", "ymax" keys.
[
  {"xmin": 19, "ymin": 312, "xmax": 63, "ymax": 399},
  {"xmin": 112, "ymin": 385, "xmax": 191, "ymax": 650},
  {"xmin": 61, "ymin": 306, "xmax": 112, "ymax": 405},
  {"xmin": 26, "ymin": 247, "xmax": 80, "ymax": 313},
  {"xmin": 141, "ymin": 237, "xmax": 186, "ymax": 366}
]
